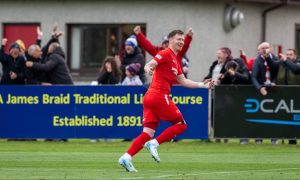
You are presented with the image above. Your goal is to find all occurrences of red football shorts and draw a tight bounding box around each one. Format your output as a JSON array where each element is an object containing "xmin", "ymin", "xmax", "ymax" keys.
[{"xmin": 142, "ymin": 91, "xmax": 183, "ymax": 130}]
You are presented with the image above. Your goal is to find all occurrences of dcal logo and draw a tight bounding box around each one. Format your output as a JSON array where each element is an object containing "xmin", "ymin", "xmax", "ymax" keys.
[
  {"xmin": 244, "ymin": 98, "xmax": 300, "ymax": 125},
  {"xmin": 244, "ymin": 98, "xmax": 300, "ymax": 114}
]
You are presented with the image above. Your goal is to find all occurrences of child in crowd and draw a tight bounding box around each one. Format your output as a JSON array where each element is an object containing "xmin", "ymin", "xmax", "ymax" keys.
[{"xmin": 121, "ymin": 63, "xmax": 143, "ymax": 85}]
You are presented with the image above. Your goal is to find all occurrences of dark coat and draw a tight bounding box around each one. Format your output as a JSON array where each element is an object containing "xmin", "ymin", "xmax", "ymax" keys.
[
  {"xmin": 251, "ymin": 54, "xmax": 279, "ymax": 90},
  {"xmin": 121, "ymin": 47, "xmax": 145, "ymax": 82},
  {"xmin": 0, "ymin": 46, "xmax": 26, "ymax": 85},
  {"xmin": 203, "ymin": 60, "xmax": 228, "ymax": 80},
  {"xmin": 32, "ymin": 47, "xmax": 73, "ymax": 85},
  {"xmin": 25, "ymin": 55, "xmax": 47, "ymax": 85},
  {"xmin": 220, "ymin": 58, "xmax": 251, "ymax": 84},
  {"xmin": 97, "ymin": 72, "xmax": 120, "ymax": 85}
]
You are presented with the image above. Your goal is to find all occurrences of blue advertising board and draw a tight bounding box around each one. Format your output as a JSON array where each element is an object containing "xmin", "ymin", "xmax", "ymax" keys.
[{"xmin": 0, "ymin": 85, "xmax": 208, "ymax": 139}]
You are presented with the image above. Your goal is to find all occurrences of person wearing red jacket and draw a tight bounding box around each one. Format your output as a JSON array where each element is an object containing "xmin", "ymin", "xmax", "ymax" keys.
[
  {"xmin": 133, "ymin": 26, "xmax": 193, "ymax": 77},
  {"xmin": 239, "ymin": 49, "xmax": 255, "ymax": 71}
]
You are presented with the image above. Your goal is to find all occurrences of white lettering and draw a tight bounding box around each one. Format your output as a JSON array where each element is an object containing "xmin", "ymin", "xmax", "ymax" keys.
[{"xmin": 260, "ymin": 99, "xmax": 274, "ymax": 113}]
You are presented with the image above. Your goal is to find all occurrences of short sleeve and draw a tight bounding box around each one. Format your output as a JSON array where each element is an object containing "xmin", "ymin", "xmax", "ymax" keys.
[{"xmin": 153, "ymin": 50, "xmax": 168, "ymax": 65}]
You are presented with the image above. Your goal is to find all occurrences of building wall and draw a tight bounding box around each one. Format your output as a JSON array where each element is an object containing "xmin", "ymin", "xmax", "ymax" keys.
[
  {"xmin": 267, "ymin": 5, "xmax": 300, "ymax": 51},
  {"xmin": 0, "ymin": 0, "xmax": 298, "ymax": 81}
]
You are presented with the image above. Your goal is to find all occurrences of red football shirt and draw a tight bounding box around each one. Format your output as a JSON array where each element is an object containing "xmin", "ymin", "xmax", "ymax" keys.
[{"xmin": 148, "ymin": 48, "xmax": 183, "ymax": 94}]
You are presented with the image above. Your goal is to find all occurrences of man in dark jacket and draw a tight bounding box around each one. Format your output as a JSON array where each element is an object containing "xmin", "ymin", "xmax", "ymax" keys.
[
  {"xmin": 252, "ymin": 42, "xmax": 279, "ymax": 96},
  {"xmin": 116, "ymin": 35, "xmax": 145, "ymax": 82},
  {"xmin": 26, "ymin": 42, "xmax": 73, "ymax": 85},
  {"xmin": 0, "ymin": 39, "xmax": 26, "ymax": 85},
  {"xmin": 25, "ymin": 26, "xmax": 62, "ymax": 85},
  {"xmin": 25, "ymin": 44, "xmax": 48, "ymax": 84}
]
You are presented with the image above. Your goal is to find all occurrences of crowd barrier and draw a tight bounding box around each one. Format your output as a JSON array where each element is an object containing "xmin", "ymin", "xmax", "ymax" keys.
[{"xmin": 0, "ymin": 85, "xmax": 209, "ymax": 139}]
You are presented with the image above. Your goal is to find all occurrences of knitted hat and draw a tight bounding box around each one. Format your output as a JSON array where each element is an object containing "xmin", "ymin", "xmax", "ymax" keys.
[
  {"xmin": 9, "ymin": 42, "xmax": 20, "ymax": 51},
  {"xmin": 16, "ymin": 39, "xmax": 26, "ymax": 50},
  {"xmin": 127, "ymin": 63, "xmax": 141, "ymax": 75},
  {"xmin": 125, "ymin": 35, "xmax": 138, "ymax": 48}
]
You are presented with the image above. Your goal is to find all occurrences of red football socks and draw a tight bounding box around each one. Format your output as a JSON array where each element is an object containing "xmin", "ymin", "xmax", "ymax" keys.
[
  {"xmin": 127, "ymin": 132, "xmax": 151, "ymax": 157},
  {"xmin": 156, "ymin": 124, "xmax": 187, "ymax": 144}
]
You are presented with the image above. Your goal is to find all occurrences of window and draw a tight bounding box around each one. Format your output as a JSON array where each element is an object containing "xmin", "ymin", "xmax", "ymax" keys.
[
  {"xmin": 67, "ymin": 24, "xmax": 146, "ymax": 77},
  {"xmin": 296, "ymin": 24, "xmax": 300, "ymax": 54}
]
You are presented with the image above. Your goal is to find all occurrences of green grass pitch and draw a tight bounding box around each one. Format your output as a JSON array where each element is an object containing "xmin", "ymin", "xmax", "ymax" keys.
[{"xmin": 0, "ymin": 139, "xmax": 300, "ymax": 179}]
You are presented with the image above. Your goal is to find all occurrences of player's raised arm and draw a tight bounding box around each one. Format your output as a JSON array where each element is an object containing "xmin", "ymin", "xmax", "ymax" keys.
[
  {"xmin": 176, "ymin": 74, "xmax": 213, "ymax": 88},
  {"xmin": 144, "ymin": 59, "xmax": 158, "ymax": 76}
]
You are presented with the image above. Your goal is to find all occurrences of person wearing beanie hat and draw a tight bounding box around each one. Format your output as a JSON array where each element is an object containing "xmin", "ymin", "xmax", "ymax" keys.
[
  {"xmin": 125, "ymin": 35, "xmax": 138, "ymax": 49},
  {"xmin": 8, "ymin": 42, "xmax": 22, "ymax": 61},
  {"xmin": 9, "ymin": 42, "xmax": 20, "ymax": 51},
  {"xmin": 0, "ymin": 38, "xmax": 26, "ymax": 85},
  {"xmin": 121, "ymin": 63, "xmax": 143, "ymax": 85},
  {"xmin": 127, "ymin": 63, "xmax": 141, "ymax": 76},
  {"xmin": 116, "ymin": 34, "xmax": 145, "ymax": 83},
  {"xmin": 124, "ymin": 35, "xmax": 138, "ymax": 56},
  {"xmin": 161, "ymin": 35, "xmax": 169, "ymax": 49}
]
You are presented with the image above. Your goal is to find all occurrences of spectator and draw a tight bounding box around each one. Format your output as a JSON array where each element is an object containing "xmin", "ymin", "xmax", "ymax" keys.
[
  {"xmin": 277, "ymin": 49, "xmax": 300, "ymax": 145},
  {"xmin": 97, "ymin": 56, "xmax": 121, "ymax": 85},
  {"xmin": 40, "ymin": 25, "xmax": 63, "ymax": 62},
  {"xmin": 0, "ymin": 39, "xmax": 26, "ymax": 85},
  {"xmin": 239, "ymin": 49, "xmax": 255, "ymax": 71},
  {"xmin": 182, "ymin": 55, "xmax": 190, "ymax": 78},
  {"xmin": 277, "ymin": 49, "xmax": 300, "ymax": 84},
  {"xmin": 26, "ymin": 42, "xmax": 73, "ymax": 85},
  {"xmin": 26, "ymin": 44, "xmax": 48, "ymax": 85},
  {"xmin": 251, "ymin": 42, "xmax": 279, "ymax": 145},
  {"xmin": 122, "ymin": 63, "xmax": 143, "ymax": 85},
  {"xmin": 204, "ymin": 47, "xmax": 232, "ymax": 85},
  {"xmin": 24, "ymin": 26, "xmax": 52, "ymax": 85},
  {"xmin": 133, "ymin": 25, "xmax": 193, "ymax": 78},
  {"xmin": 116, "ymin": 35, "xmax": 145, "ymax": 83},
  {"xmin": 252, "ymin": 42, "xmax": 279, "ymax": 96},
  {"xmin": 219, "ymin": 58, "xmax": 251, "ymax": 85}
]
